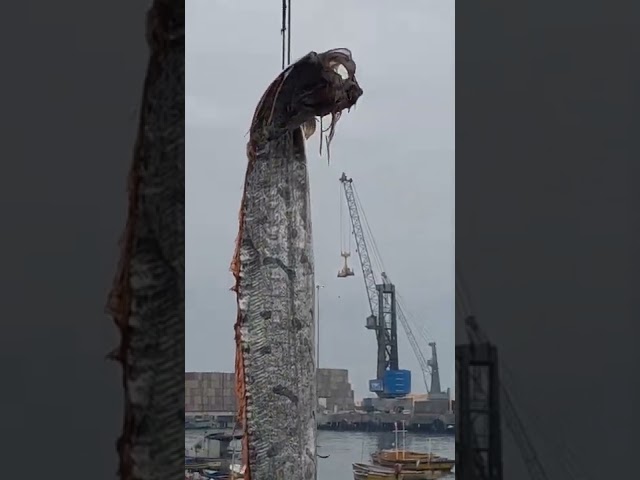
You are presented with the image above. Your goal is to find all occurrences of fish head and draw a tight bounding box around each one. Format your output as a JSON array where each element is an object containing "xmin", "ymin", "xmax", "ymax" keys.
[
  {"xmin": 296, "ymin": 48, "xmax": 364, "ymax": 159},
  {"xmin": 248, "ymin": 48, "xmax": 363, "ymax": 157},
  {"xmin": 315, "ymin": 47, "xmax": 363, "ymax": 115},
  {"xmin": 339, "ymin": 76, "xmax": 363, "ymax": 112}
]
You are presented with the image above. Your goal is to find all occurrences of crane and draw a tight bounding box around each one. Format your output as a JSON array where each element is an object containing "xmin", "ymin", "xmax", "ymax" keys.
[
  {"xmin": 457, "ymin": 267, "xmax": 553, "ymax": 480},
  {"xmin": 465, "ymin": 316, "xmax": 550, "ymax": 480},
  {"xmin": 338, "ymin": 172, "xmax": 441, "ymax": 397}
]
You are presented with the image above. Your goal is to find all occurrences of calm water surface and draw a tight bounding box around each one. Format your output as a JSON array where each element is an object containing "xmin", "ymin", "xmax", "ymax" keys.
[
  {"xmin": 318, "ymin": 430, "xmax": 454, "ymax": 480},
  {"xmin": 186, "ymin": 430, "xmax": 454, "ymax": 479}
]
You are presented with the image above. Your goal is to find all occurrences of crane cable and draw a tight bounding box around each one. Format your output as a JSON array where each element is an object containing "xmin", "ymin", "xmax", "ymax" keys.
[
  {"xmin": 282, "ymin": 0, "xmax": 339, "ymax": 160},
  {"xmin": 280, "ymin": 0, "xmax": 334, "ymax": 160},
  {"xmin": 339, "ymin": 182, "xmax": 343, "ymax": 253},
  {"xmin": 339, "ymin": 182, "xmax": 352, "ymax": 256},
  {"xmin": 280, "ymin": 0, "xmax": 292, "ymax": 69}
]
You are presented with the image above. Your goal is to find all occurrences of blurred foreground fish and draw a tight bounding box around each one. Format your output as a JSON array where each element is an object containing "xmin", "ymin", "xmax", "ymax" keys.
[
  {"xmin": 106, "ymin": 2, "xmax": 184, "ymax": 480},
  {"xmin": 231, "ymin": 49, "xmax": 363, "ymax": 480}
]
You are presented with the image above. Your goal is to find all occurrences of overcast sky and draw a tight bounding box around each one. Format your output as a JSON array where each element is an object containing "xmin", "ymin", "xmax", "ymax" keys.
[{"xmin": 186, "ymin": 0, "xmax": 454, "ymax": 399}]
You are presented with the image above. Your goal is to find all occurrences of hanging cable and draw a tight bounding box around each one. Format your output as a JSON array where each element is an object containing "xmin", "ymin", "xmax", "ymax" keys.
[
  {"xmin": 287, "ymin": 0, "xmax": 292, "ymax": 66},
  {"xmin": 280, "ymin": 0, "xmax": 287, "ymax": 70},
  {"xmin": 280, "ymin": 0, "xmax": 292, "ymax": 69},
  {"xmin": 339, "ymin": 182, "xmax": 344, "ymax": 253}
]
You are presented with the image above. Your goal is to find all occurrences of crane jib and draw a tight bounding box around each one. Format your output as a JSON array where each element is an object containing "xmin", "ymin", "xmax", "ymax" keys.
[{"xmin": 338, "ymin": 173, "xmax": 441, "ymax": 397}]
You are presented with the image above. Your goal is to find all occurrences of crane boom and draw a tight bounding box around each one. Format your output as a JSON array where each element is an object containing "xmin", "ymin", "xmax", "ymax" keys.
[
  {"xmin": 339, "ymin": 173, "xmax": 400, "ymax": 393},
  {"xmin": 339, "ymin": 173, "xmax": 378, "ymax": 315},
  {"xmin": 339, "ymin": 172, "xmax": 440, "ymax": 397}
]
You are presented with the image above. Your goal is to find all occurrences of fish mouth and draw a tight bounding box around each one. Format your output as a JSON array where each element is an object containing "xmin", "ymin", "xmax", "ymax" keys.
[
  {"xmin": 307, "ymin": 48, "xmax": 363, "ymax": 120},
  {"xmin": 249, "ymin": 47, "xmax": 363, "ymax": 158},
  {"xmin": 299, "ymin": 48, "xmax": 363, "ymax": 157},
  {"xmin": 317, "ymin": 47, "xmax": 363, "ymax": 112}
]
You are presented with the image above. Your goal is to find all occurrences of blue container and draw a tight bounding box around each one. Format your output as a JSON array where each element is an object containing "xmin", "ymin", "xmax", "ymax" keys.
[
  {"xmin": 383, "ymin": 369, "xmax": 411, "ymax": 396},
  {"xmin": 369, "ymin": 379, "xmax": 384, "ymax": 392}
]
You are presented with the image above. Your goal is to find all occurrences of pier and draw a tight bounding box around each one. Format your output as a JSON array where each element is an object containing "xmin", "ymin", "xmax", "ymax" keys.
[
  {"xmin": 187, "ymin": 411, "xmax": 455, "ymax": 434},
  {"xmin": 186, "ymin": 370, "xmax": 455, "ymax": 434},
  {"xmin": 317, "ymin": 411, "xmax": 455, "ymax": 433}
]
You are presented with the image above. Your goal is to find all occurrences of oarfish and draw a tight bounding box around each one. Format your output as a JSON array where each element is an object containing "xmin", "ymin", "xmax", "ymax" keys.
[
  {"xmin": 231, "ymin": 49, "xmax": 363, "ymax": 480},
  {"xmin": 106, "ymin": 2, "xmax": 185, "ymax": 480}
]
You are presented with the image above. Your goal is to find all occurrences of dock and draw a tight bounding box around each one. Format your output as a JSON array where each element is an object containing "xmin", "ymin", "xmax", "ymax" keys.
[
  {"xmin": 186, "ymin": 370, "xmax": 455, "ymax": 434},
  {"xmin": 317, "ymin": 411, "xmax": 455, "ymax": 433}
]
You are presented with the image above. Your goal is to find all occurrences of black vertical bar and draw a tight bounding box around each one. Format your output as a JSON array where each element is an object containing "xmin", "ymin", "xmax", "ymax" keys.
[
  {"xmin": 286, "ymin": 0, "xmax": 292, "ymax": 66},
  {"xmin": 280, "ymin": 0, "xmax": 286, "ymax": 70}
]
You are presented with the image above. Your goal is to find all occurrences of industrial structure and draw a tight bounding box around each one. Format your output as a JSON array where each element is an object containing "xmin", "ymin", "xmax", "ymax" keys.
[
  {"xmin": 338, "ymin": 172, "xmax": 446, "ymax": 402},
  {"xmin": 185, "ymin": 371, "xmax": 237, "ymax": 414},
  {"xmin": 456, "ymin": 319, "xmax": 503, "ymax": 480},
  {"xmin": 316, "ymin": 368, "xmax": 356, "ymax": 413},
  {"xmin": 456, "ymin": 266, "xmax": 552, "ymax": 480},
  {"xmin": 185, "ymin": 369, "xmax": 355, "ymax": 415},
  {"xmin": 184, "ymin": 369, "xmax": 452, "ymax": 432}
]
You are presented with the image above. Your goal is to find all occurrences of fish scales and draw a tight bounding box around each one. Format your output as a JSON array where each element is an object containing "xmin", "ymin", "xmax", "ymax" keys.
[
  {"xmin": 107, "ymin": 2, "xmax": 185, "ymax": 480},
  {"xmin": 232, "ymin": 49, "xmax": 362, "ymax": 480},
  {"xmin": 239, "ymin": 128, "xmax": 316, "ymax": 479}
]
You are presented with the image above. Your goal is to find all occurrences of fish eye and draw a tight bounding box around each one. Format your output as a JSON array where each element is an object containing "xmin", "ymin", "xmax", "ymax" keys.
[{"xmin": 335, "ymin": 64, "xmax": 349, "ymax": 80}]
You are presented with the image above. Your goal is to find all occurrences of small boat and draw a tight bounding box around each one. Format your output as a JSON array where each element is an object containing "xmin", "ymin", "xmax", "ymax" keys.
[
  {"xmin": 375, "ymin": 449, "xmax": 442, "ymax": 461},
  {"xmin": 370, "ymin": 422, "xmax": 454, "ymax": 473},
  {"xmin": 371, "ymin": 451, "xmax": 454, "ymax": 472},
  {"xmin": 353, "ymin": 462, "xmax": 446, "ymax": 479}
]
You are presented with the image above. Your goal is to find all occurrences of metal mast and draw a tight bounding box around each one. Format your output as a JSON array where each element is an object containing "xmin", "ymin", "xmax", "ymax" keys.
[
  {"xmin": 340, "ymin": 172, "xmax": 438, "ymax": 397},
  {"xmin": 427, "ymin": 342, "xmax": 442, "ymax": 394},
  {"xmin": 457, "ymin": 308, "xmax": 551, "ymax": 479},
  {"xmin": 339, "ymin": 173, "xmax": 399, "ymax": 390},
  {"xmin": 457, "ymin": 317, "xmax": 503, "ymax": 480},
  {"xmin": 339, "ymin": 173, "xmax": 378, "ymax": 317}
]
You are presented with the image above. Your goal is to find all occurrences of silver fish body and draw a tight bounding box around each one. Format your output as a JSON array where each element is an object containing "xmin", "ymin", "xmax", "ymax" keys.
[
  {"xmin": 237, "ymin": 129, "xmax": 317, "ymax": 479},
  {"xmin": 232, "ymin": 49, "xmax": 362, "ymax": 480},
  {"xmin": 107, "ymin": 2, "xmax": 185, "ymax": 479}
]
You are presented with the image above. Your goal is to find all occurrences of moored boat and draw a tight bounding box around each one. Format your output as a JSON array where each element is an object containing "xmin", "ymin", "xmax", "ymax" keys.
[
  {"xmin": 371, "ymin": 450, "xmax": 454, "ymax": 472},
  {"xmin": 369, "ymin": 422, "xmax": 454, "ymax": 474},
  {"xmin": 353, "ymin": 462, "xmax": 446, "ymax": 480},
  {"xmin": 376, "ymin": 449, "xmax": 442, "ymax": 461}
]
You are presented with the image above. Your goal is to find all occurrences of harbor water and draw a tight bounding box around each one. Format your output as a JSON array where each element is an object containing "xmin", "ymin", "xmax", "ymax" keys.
[
  {"xmin": 317, "ymin": 431, "xmax": 454, "ymax": 479},
  {"xmin": 187, "ymin": 429, "xmax": 454, "ymax": 479}
]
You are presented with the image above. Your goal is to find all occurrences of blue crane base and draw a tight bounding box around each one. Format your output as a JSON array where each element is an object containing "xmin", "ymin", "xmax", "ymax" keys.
[{"xmin": 369, "ymin": 369, "xmax": 412, "ymax": 397}]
